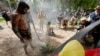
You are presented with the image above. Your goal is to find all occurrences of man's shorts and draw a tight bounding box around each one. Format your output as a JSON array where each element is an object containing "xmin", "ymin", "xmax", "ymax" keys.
[{"xmin": 19, "ymin": 30, "xmax": 31, "ymax": 40}]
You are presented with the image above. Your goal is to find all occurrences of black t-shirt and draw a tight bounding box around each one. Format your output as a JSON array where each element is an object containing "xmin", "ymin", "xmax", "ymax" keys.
[
  {"xmin": 80, "ymin": 21, "xmax": 90, "ymax": 27},
  {"xmin": 77, "ymin": 21, "xmax": 90, "ymax": 30}
]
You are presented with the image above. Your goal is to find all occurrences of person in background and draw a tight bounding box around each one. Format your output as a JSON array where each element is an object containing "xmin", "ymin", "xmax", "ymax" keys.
[
  {"xmin": 38, "ymin": 10, "xmax": 45, "ymax": 32},
  {"xmin": 62, "ymin": 19, "xmax": 68, "ymax": 30},
  {"xmin": 70, "ymin": 16, "xmax": 78, "ymax": 28},
  {"xmin": 57, "ymin": 13, "xmax": 63, "ymax": 28},
  {"xmin": 77, "ymin": 17, "xmax": 90, "ymax": 31},
  {"xmin": 47, "ymin": 21, "xmax": 55, "ymax": 36},
  {"xmin": 2, "ymin": 9, "xmax": 11, "ymax": 27},
  {"xmin": 88, "ymin": 6, "xmax": 100, "ymax": 23}
]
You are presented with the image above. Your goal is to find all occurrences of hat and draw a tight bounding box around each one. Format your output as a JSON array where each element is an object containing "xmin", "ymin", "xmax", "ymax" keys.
[
  {"xmin": 95, "ymin": 6, "xmax": 100, "ymax": 10},
  {"xmin": 80, "ymin": 17, "xmax": 87, "ymax": 21}
]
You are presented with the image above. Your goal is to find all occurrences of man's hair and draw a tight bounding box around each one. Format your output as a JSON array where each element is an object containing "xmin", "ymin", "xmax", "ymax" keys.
[{"xmin": 17, "ymin": 1, "xmax": 30, "ymax": 14}]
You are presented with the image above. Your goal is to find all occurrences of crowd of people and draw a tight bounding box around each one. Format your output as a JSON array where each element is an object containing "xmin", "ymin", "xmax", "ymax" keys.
[
  {"xmin": 57, "ymin": 6, "xmax": 100, "ymax": 32},
  {"xmin": 1, "ymin": 3, "xmax": 100, "ymax": 36},
  {"xmin": 0, "ymin": 1, "xmax": 100, "ymax": 55}
]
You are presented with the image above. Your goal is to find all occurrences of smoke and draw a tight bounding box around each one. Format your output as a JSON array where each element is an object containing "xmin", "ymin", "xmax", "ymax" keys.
[{"xmin": 22, "ymin": 0, "xmax": 62, "ymax": 25}]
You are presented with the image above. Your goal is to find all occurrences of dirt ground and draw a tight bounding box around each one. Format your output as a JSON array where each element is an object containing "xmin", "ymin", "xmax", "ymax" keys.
[{"xmin": 0, "ymin": 22, "xmax": 76, "ymax": 56}]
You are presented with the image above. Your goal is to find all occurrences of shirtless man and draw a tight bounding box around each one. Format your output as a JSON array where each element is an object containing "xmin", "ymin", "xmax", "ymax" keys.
[
  {"xmin": 38, "ymin": 10, "xmax": 45, "ymax": 32},
  {"xmin": 11, "ymin": 2, "xmax": 34, "ymax": 56}
]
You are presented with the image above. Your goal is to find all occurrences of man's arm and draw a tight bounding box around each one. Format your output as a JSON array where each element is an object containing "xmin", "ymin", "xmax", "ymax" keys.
[{"xmin": 87, "ymin": 12, "xmax": 95, "ymax": 23}]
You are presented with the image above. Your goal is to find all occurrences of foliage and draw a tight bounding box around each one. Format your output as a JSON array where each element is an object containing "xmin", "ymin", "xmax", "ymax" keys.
[
  {"xmin": 8, "ymin": 0, "xmax": 17, "ymax": 9},
  {"xmin": 1, "ymin": 0, "xmax": 100, "ymax": 12},
  {"xmin": 0, "ymin": 17, "xmax": 5, "ymax": 22},
  {"xmin": 57, "ymin": 0, "xmax": 100, "ymax": 12},
  {"xmin": 40, "ymin": 43, "xmax": 55, "ymax": 54}
]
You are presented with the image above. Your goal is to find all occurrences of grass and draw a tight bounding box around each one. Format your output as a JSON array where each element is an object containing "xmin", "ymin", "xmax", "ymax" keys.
[
  {"xmin": 40, "ymin": 42, "xmax": 56, "ymax": 55},
  {"xmin": 0, "ymin": 17, "xmax": 5, "ymax": 22}
]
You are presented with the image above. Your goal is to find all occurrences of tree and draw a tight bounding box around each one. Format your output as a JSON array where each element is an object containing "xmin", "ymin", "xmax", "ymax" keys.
[{"xmin": 57, "ymin": 0, "xmax": 100, "ymax": 12}]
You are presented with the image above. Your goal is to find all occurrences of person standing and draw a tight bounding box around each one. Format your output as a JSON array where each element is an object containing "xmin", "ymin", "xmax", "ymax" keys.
[
  {"xmin": 38, "ymin": 10, "xmax": 45, "ymax": 32},
  {"xmin": 57, "ymin": 13, "xmax": 63, "ymax": 28},
  {"xmin": 11, "ymin": 1, "xmax": 34, "ymax": 56}
]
